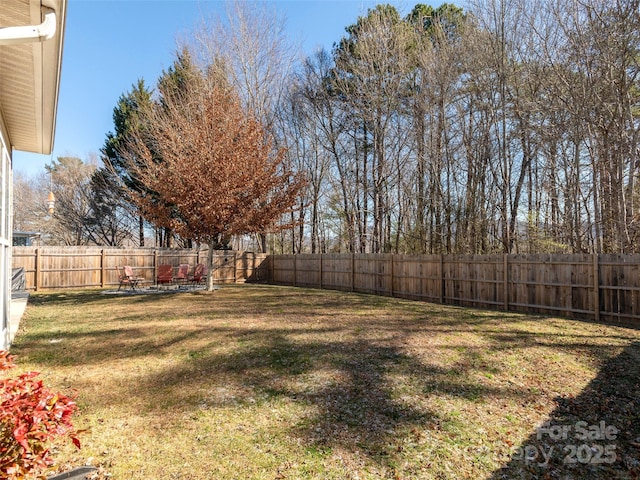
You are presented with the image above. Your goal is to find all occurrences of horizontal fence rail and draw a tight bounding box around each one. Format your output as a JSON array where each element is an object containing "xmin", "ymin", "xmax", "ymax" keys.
[
  {"xmin": 269, "ymin": 253, "xmax": 640, "ymax": 326},
  {"xmin": 12, "ymin": 247, "xmax": 269, "ymax": 291}
]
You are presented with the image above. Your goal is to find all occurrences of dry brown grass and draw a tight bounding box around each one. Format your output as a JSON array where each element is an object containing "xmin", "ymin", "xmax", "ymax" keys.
[{"xmin": 9, "ymin": 285, "xmax": 640, "ymax": 479}]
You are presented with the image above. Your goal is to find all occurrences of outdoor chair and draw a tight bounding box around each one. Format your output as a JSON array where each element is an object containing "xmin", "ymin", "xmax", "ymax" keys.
[
  {"xmin": 156, "ymin": 264, "xmax": 174, "ymax": 286},
  {"xmin": 117, "ymin": 265, "xmax": 143, "ymax": 291},
  {"xmin": 124, "ymin": 266, "xmax": 144, "ymax": 290},
  {"xmin": 189, "ymin": 263, "xmax": 207, "ymax": 287},
  {"xmin": 175, "ymin": 264, "xmax": 190, "ymax": 286},
  {"xmin": 115, "ymin": 266, "xmax": 128, "ymax": 291}
]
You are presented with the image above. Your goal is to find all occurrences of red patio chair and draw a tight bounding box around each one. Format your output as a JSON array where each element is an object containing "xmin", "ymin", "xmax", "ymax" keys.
[
  {"xmin": 175, "ymin": 264, "xmax": 190, "ymax": 286},
  {"xmin": 189, "ymin": 263, "xmax": 207, "ymax": 287},
  {"xmin": 124, "ymin": 265, "xmax": 144, "ymax": 291},
  {"xmin": 156, "ymin": 264, "xmax": 173, "ymax": 285},
  {"xmin": 115, "ymin": 265, "xmax": 129, "ymax": 291},
  {"xmin": 117, "ymin": 265, "xmax": 143, "ymax": 291}
]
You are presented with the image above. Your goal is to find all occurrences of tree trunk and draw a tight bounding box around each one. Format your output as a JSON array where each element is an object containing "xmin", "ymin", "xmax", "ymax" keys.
[
  {"xmin": 205, "ymin": 246, "xmax": 216, "ymax": 291},
  {"xmin": 139, "ymin": 215, "xmax": 145, "ymax": 247}
]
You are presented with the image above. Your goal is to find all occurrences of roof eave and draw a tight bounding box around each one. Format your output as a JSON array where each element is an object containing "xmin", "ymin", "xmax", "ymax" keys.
[{"xmin": 0, "ymin": 0, "xmax": 67, "ymax": 155}]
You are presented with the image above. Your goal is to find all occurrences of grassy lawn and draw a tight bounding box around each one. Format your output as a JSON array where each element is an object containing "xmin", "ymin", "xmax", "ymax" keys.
[{"xmin": 9, "ymin": 284, "xmax": 640, "ymax": 479}]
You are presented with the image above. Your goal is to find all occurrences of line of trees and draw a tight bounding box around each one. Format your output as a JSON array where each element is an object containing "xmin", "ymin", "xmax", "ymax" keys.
[
  {"xmin": 277, "ymin": 0, "xmax": 640, "ymax": 254},
  {"xmin": 13, "ymin": 155, "xmax": 138, "ymax": 246},
  {"xmin": 14, "ymin": 0, "xmax": 640, "ymax": 255}
]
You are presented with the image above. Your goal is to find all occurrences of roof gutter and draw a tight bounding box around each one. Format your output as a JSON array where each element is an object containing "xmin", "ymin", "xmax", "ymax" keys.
[{"xmin": 0, "ymin": 7, "xmax": 56, "ymax": 45}]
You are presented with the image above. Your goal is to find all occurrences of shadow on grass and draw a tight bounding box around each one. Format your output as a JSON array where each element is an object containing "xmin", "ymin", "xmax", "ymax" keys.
[
  {"xmin": 14, "ymin": 287, "xmax": 640, "ymax": 476},
  {"xmin": 123, "ymin": 329, "xmax": 537, "ymax": 474},
  {"xmin": 27, "ymin": 288, "xmax": 201, "ymax": 308},
  {"xmin": 27, "ymin": 290, "xmax": 107, "ymax": 306},
  {"xmin": 489, "ymin": 341, "xmax": 640, "ymax": 480}
]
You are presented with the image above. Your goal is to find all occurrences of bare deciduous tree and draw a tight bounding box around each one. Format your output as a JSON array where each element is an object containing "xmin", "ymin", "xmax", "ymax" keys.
[{"xmin": 189, "ymin": 0, "xmax": 298, "ymax": 132}]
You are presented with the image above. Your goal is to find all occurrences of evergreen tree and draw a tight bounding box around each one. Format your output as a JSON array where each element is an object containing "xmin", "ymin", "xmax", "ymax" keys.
[{"xmin": 101, "ymin": 79, "xmax": 154, "ymax": 246}]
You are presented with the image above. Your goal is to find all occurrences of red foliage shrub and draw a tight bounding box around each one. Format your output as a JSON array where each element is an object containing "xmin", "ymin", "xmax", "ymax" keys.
[{"xmin": 0, "ymin": 351, "xmax": 80, "ymax": 479}]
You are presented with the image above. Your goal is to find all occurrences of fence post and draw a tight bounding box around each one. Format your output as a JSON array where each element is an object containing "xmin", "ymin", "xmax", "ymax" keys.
[
  {"xmin": 34, "ymin": 248, "xmax": 40, "ymax": 291},
  {"xmin": 593, "ymin": 253, "xmax": 600, "ymax": 322},
  {"xmin": 100, "ymin": 249, "xmax": 106, "ymax": 288},
  {"xmin": 351, "ymin": 253, "xmax": 355, "ymax": 292},
  {"xmin": 269, "ymin": 255, "xmax": 274, "ymax": 282},
  {"xmin": 390, "ymin": 254, "xmax": 394, "ymax": 297},
  {"xmin": 319, "ymin": 254, "xmax": 323, "ymax": 289},
  {"xmin": 439, "ymin": 254, "xmax": 444, "ymax": 304},
  {"xmin": 293, "ymin": 255, "xmax": 297, "ymax": 287},
  {"xmin": 154, "ymin": 249, "xmax": 159, "ymax": 285},
  {"xmin": 234, "ymin": 252, "xmax": 237, "ymax": 284},
  {"xmin": 503, "ymin": 254, "xmax": 509, "ymax": 311}
]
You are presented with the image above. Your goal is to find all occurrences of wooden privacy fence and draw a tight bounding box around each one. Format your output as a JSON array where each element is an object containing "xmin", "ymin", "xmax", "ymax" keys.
[
  {"xmin": 12, "ymin": 247, "xmax": 269, "ymax": 291},
  {"xmin": 270, "ymin": 253, "xmax": 640, "ymax": 325},
  {"xmin": 12, "ymin": 249, "xmax": 640, "ymax": 325}
]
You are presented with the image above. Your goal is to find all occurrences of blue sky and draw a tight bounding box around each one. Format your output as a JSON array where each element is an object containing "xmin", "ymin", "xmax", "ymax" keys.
[{"xmin": 13, "ymin": 0, "xmax": 416, "ymax": 177}]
